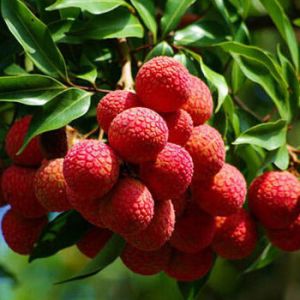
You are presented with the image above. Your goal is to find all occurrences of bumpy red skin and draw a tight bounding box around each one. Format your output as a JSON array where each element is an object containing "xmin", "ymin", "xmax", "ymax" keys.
[
  {"xmin": 125, "ymin": 200, "xmax": 175, "ymax": 251},
  {"xmin": 63, "ymin": 139, "xmax": 120, "ymax": 200},
  {"xmin": 185, "ymin": 125, "xmax": 225, "ymax": 182},
  {"xmin": 171, "ymin": 191, "xmax": 189, "ymax": 217},
  {"xmin": 108, "ymin": 107, "xmax": 168, "ymax": 163},
  {"xmin": 192, "ymin": 163, "xmax": 247, "ymax": 216},
  {"xmin": 162, "ymin": 109, "xmax": 193, "ymax": 146},
  {"xmin": 212, "ymin": 209, "xmax": 257, "ymax": 260},
  {"xmin": 121, "ymin": 243, "xmax": 171, "ymax": 275},
  {"xmin": 164, "ymin": 248, "xmax": 213, "ymax": 281},
  {"xmin": 140, "ymin": 143, "xmax": 193, "ymax": 200},
  {"xmin": 1, "ymin": 166, "xmax": 47, "ymax": 218},
  {"xmin": 248, "ymin": 171, "xmax": 300, "ymax": 229},
  {"xmin": 97, "ymin": 90, "xmax": 141, "ymax": 133},
  {"xmin": 5, "ymin": 115, "xmax": 44, "ymax": 167},
  {"xmin": 67, "ymin": 187, "xmax": 105, "ymax": 228},
  {"xmin": 266, "ymin": 214, "xmax": 300, "ymax": 251},
  {"xmin": 170, "ymin": 204, "xmax": 216, "ymax": 253},
  {"xmin": 2, "ymin": 209, "xmax": 47, "ymax": 255},
  {"xmin": 77, "ymin": 226, "xmax": 112, "ymax": 258},
  {"xmin": 100, "ymin": 178, "xmax": 155, "ymax": 235},
  {"xmin": 182, "ymin": 76, "xmax": 213, "ymax": 125},
  {"xmin": 34, "ymin": 159, "xmax": 71, "ymax": 212},
  {"xmin": 135, "ymin": 56, "xmax": 191, "ymax": 112}
]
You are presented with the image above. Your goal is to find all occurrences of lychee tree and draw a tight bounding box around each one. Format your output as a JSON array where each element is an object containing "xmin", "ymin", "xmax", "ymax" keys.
[{"xmin": 0, "ymin": 0, "xmax": 300, "ymax": 299}]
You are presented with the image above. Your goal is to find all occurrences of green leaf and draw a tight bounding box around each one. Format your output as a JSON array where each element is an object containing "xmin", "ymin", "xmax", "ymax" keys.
[
  {"xmin": 174, "ymin": 19, "xmax": 228, "ymax": 47},
  {"xmin": 19, "ymin": 88, "xmax": 91, "ymax": 153},
  {"xmin": 47, "ymin": 0, "xmax": 129, "ymax": 15},
  {"xmin": 273, "ymin": 145, "xmax": 289, "ymax": 170},
  {"xmin": 186, "ymin": 50, "xmax": 228, "ymax": 111},
  {"xmin": 244, "ymin": 242, "xmax": 281, "ymax": 274},
  {"xmin": 145, "ymin": 42, "xmax": 174, "ymax": 61},
  {"xmin": 0, "ymin": 75, "xmax": 66, "ymax": 105},
  {"xmin": 294, "ymin": 18, "xmax": 300, "ymax": 27},
  {"xmin": 1, "ymin": 0, "xmax": 68, "ymax": 80},
  {"xmin": 56, "ymin": 234, "xmax": 125, "ymax": 284},
  {"xmin": 174, "ymin": 53, "xmax": 199, "ymax": 76},
  {"xmin": 49, "ymin": 19, "xmax": 75, "ymax": 43},
  {"xmin": 260, "ymin": 0, "xmax": 299, "ymax": 70},
  {"xmin": 231, "ymin": 60, "xmax": 245, "ymax": 94},
  {"xmin": 30, "ymin": 211, "xmax": 90, "ymax": 262},
  {"xmin": 161, "ymin": 0, "xmax": 196, "ymax": 38},
  {"xmin": 69, "ymin": 7, "xmax": 144, "ymax": 40},
  {"xmin": 4, "ymin": 64, "xmax": 28, "ymax": 76},
  {"xmin": 130, "ymin": 0, "xmax": 157, "ymax": 43},
  {"xmin": 233, "ymin": 120, "xmax": 287, "ymax": 151}
]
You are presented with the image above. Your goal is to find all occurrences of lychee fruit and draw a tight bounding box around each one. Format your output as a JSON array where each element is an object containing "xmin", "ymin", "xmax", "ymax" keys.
[
  {"xmin": 121, "ymin": 243, "xmax": 171, "ymax": 275},
  {"xmin": 162, "ymin": 109, "xmax": 193, "ymax": 146},
  {"xmin": 63, "ymin": 139, "xmax": 120, "ymax": 200},
  {"xmin": 185, "ymin": 124, "xmax": 225, "ymax": 182},
  {"xmin": 67, "ymin": 187, "xmax": 105, "ymax": 228},
  {"xmin": 266, "ymin": 214, "xmax": 300, "ymax": 251},
  {"xmin": 34, "ymin": 159, "xmax": 71, "ymax": 212},
  {"xmin": 164, "ymin": 248, "xmax": 213, "ymax": 282},
  {"xmin": 192, "ymin": 163, "xmax": 247, "ymax": 216},
  {"xmin": 76, "ymin": 226, "xmax": 112, "ymax": 258},
  {"xmin": 2, "ymin": 209, "xmax": 47, "ymax": 255},
  {"xmin": 135, "ymin": 56, "xmax": 191, "ymax": 112},
  {"xmin": 248, "ymin": 171, "xmax": 300, "ymax": 229},
  {"xmin": 108, "ymin": 107, "xmax": 168, "ymax": 163},
  {"xmin": 140, "ymin": 143, "xmax": 193, "ymax": 200},
  {"xmin": 170, "ymin": 204, "xmax": 215, "ymax": 253},
  {"xmin": 1, "ymin": 166, "xmax": 47, "ymax": 218},
  {"xmin": 100, "ymin": 178, "xmax": 155, "ymax": 235},
  {"xmin": 171, "ymin": 191, "xmax": 189, "ymax": 217},
  {"xmin": 97, "ymin": 90, "xmax": 141, "ymax": 133},
  {"xmin": 5, "ymin": 115, "xmax": 44, "ymax": 166},
  {"xmin": 182, "ymin": 76, "xmax": 213, "ymax": 125},
  {"xmin": 125, "ymin": 199, "xmax": 175, "ymax": 251},
  {"xmin": 212, "ymin": 209, "xmax": 257, "ymax": 260}
]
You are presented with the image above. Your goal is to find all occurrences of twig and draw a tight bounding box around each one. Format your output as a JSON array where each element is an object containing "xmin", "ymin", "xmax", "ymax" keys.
[
  {"xmin": 117, "ymin": 38, "xmax": 135, "ymax": 91},
  {"xmin": 67, "ymin": 81, "xmax": 111, "ymax": 94},
  {"xmin": 287, "ymin": 145, "xmax": 300, "ymax": 165},
  {"xmin": 98, "ymin": 128, "xmax": 104, "ymax": 141}
]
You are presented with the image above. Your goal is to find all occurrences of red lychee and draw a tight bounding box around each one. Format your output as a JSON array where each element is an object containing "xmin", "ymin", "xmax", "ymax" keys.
[
  {"xmin": 170, "ymin": 204, "xmax": 215, "ymax": 253},
  {"xmin": 125, "ymin": 199, "xmax": 175, "ymax": 251},
  {"xmin": 2, "ymin": 209, "xmax": 47, "ymax": 255},
  {"xmin": 136, "ymin": 56, "xmax": 192, "ymax": 113},
  {"xmin": 121, "ymin": 243, "xmax": 171, "ymax": 275},
  {"xmin": 140, "ymin": 143, "xmax": 193, "ymax": 200},
  {"xmin": 1, "ymin": 166, "xmax": 47, "ymax": 218},
  {"xmin": 185, "ymin": 124, "xmax": 225, "ymax": 182},
  {"xmin": 164, "ymin": 248, "xmax": 213, "ymax": 281},
  {"xmin": 100, "ymin": 178, "xmax": 155, "ymax": 235},
  {"xmin": 63, "ymin": 139, "xmax": 120, "ymax": 200},
  {"xmin": 162, "ymin": 109, "xmax": 193, "ymax": 146},
  {"xmin": 97, "ymin": 90, "xmax": 141, "ymax": 133},
  {"xmin": 5, "ymin": 115, "xmax": 44, "ymax": 166},
  {"xmin": 192, "ymin": 163, "xmax": 247, "ymax": 216},
  {"xmin": 212, "ymin": 209, "xmax": 257, "ymax": 260},
  {"xmin": 34, "ymin": 159, "xmax": 71, "ymax": 212},
  {"xmin": 67, "ymin": 187, "xmax": 105, "ymax": 228},
  {"xmin": 248, "ymin": 171, "xmax": 300, "ymax": 229},
  {"xmin": 171, "ymin": 191, "xmax": 189, "ymax": 217},
  {"xmin": 266, "ymin": 214, "xmax": 300, "ymax": 251},
  {"xmin": 182, "ymin": 76, "xmax": 213, "ymax": 125},
  {"xmin": 76, "ymin": 226, "xmax": 112, "ymax": 258},
  {"xmin": 108, "ymin": 107, "xmax": 168, "ymax": 163}
]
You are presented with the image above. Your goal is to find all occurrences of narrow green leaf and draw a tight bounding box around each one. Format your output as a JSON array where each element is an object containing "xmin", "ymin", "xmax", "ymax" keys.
[
  {"xmin": 19, "ymin": 88, "xmax": 91, "ymax": 153},
  {"xmin": 231, "ymin": 60, "xmax": 245, "ymax": 94},
  {"xmin": 161, "ymin": 0, "xmax": 196, "ymax": 38},
  {"xmin": 30, "ymin": 211, "xmax": 90, "ymax": 262},
  {"xmin": 174, "ymin": 53, "xmax": 199, "ymax": 76},
  {"xmin": 145, "ymin": 42, "xmax": 174, "ymax": 61},
  {"xmin": 49, "ymin": 19, "xmax": 75, "ymax": 43},
  {"xmin": 1, "ymin": 0, "xmax": 68, "ymax": 80},
  {"xmin": 47, "ymin": 0, "xmax": 128, "ymax": 15},
  {"xmin": 233, "ymin": 120, "xmax": 287, "ymax": 151},
  {"xmin": 260, "ymin": 0, "xmax": 299, "ymax": 70},
  {"xmin": 69, "ymin": 7, "xmax": 144, "ymax": 40},
  {"xmin": 273, "ymin": 145, "xmax": 289, "ymax": 170},
  {"xmin": 0, "ymin": 75, "xmax": 66, "ymax": 105},
  {"xmin": 186, "ymin": 50, "xmax": 228, "ymax": 111},
  {"xmin": 130, "ymin": 0, "xmax": 157, "ymax": 42},
  {"xmin": 4, "ymin": 64, "xmax": 28, "ymax": 76},
  {"xmin": 56, "ymin": 234, "xmax": 125, "ymax": 284}
]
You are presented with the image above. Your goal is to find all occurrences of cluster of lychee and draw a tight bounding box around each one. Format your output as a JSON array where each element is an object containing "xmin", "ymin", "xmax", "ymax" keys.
[{"xmin": 1, "ymin": 56, "xmax": 300, "ymax": 282}]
